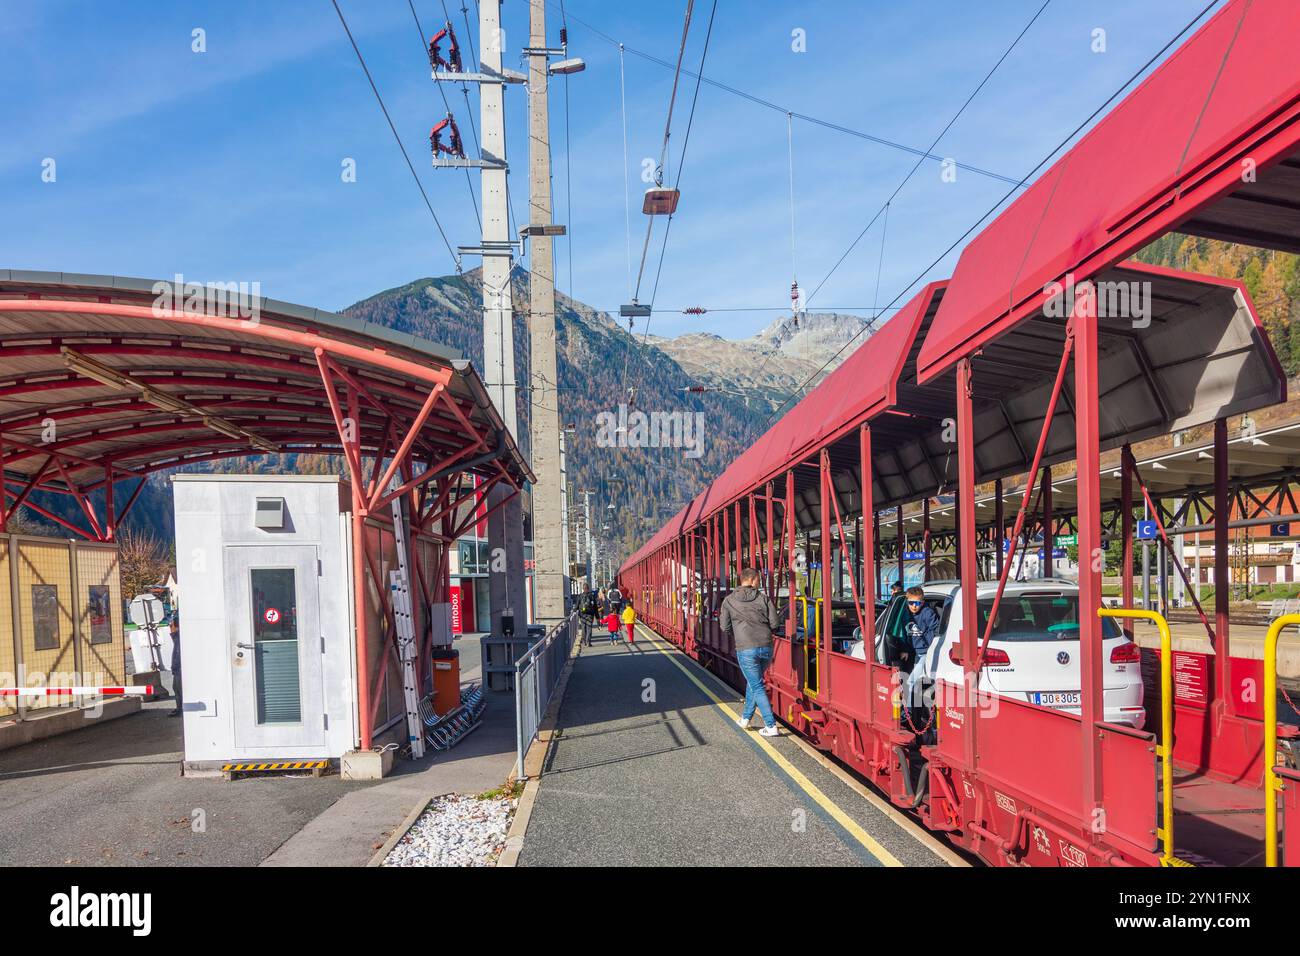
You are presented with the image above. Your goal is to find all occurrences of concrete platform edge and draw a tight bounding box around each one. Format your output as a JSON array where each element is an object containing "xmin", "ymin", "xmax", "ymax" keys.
[
  {"xmin": 498, "ymin": 624, "xmax": 585, "ymax": 866},
  {"xmin": 365, "ymin": 796, "xmax": 433, "ymax": 867}
]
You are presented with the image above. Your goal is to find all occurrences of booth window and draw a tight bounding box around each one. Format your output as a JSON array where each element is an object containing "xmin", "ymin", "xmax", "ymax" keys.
[
  {"xmin": 86, "ymin": 585, "xmax": 112, "ymax": 645},
  {"xmin": 32, "ymin": 585, "xmax": 60, "ymax": 650},
  {"xmin": 250, "ymin": 568, "xmax": 301, "ymax": 724}
]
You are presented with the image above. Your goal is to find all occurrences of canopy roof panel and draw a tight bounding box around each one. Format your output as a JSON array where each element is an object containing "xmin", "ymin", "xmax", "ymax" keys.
[
  {"xmin": 623, "ymin": 262, "xmax": 1286, "ymax": 571},
  {"xmin": 918, "ymin": 0, "xmax": 1300, "ymax": 383},
  {"xmin": 0, "ymin": 271, "xmax": 532, "ymax": 502}
]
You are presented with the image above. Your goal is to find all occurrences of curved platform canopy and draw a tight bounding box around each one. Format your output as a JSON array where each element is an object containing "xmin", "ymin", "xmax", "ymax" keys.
[
  {"xmin": 0, "ymin": 271, "xmax": 532, "ymax": 537},
  {"xmin": 919, "ymin": 0, "xmax": 1300, "ymax": 383}
]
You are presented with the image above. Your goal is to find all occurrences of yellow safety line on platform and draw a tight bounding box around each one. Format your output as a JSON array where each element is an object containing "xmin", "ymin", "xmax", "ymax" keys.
[{"xmin": 636, "ymin": 624, "xmax": 902, "ymax": 867}]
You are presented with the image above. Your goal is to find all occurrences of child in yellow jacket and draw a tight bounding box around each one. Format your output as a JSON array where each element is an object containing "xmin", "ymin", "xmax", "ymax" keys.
[{"xmin": 620, "ymin": 603, "xmax": 636, "ymax": 643}]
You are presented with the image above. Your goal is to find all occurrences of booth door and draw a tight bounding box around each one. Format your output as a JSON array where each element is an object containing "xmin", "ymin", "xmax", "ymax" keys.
[{"xmin": 226, "ymin": 546, "xmax": 325, "ymax": 750}]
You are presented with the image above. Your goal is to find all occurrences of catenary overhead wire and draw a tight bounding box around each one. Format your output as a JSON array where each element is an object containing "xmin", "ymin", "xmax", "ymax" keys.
[
  {"xmin": 331, "ymin": 0, "xmax": 459, "ymax": 269},
  {"xmin": 763, "ymin": 0, "xmax": 1223, "ymax": 428},
  {"xmin": 620, "ymin": 44, "xmax": 633, "ymax": 301},
  {"xmin": 631, "ymin": 0, "xmax": 696, "ymax": 305},
  {"xmin": 621, "ymin": 0, "xmax": 718, "ymax": 393},
  {"xmin": 806, "ymin": 0, "xmax": 1052, "ymax": 307},
  {"xmin": 542, "ymin": 0, "xmax": 1022, "ymax": 187},
  {"xmin": 643, "ymin": 0, "xmax": 716, "ymax": 318}
]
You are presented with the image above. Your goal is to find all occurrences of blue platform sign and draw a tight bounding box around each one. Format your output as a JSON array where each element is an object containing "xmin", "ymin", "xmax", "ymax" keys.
[
  {"xmin": 1136, "ymin": 520, "xmax": 1159, "ymax": 541},
  {"xmin": 1270, "ymin": 522, "xmax": 1291, "ymax": 537}
]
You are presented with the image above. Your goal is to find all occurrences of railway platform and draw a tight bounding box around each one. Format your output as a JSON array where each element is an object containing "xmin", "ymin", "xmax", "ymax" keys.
[{"xmin": 516, "ymin": 623, "xmax": 965, "ymax": 867}]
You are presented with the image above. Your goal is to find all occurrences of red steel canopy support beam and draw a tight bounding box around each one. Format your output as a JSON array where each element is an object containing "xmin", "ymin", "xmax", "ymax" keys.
[
  {"xmin": 1214, "ymin": 417, "xmax": 1233, "ymax": 718},
  {"xmin": 1121, "ymin": 445, "xmax": 1136, "ymax": 640},
  {"xmin": 874, "ymin": 510, "xmax": 881, "ymax": 594},
  {"xmin": 922, "ymin": 496, "xmax": 931, "ymax": 582},
  {"xmin": 976, "ymin": 328, "xmax": 1075, "ymax": 667},
  {"xmin": 1073, "ymin": 287, "xmax": 1106, "ymax": 835},
  {"xmin": 786, "ymin": 470, "xmax": 796, "ymax": 643},
  {"xmin": 51, "ymin": 457, "xmax": 104, "ymax": 541},
  {"xmin": 1129, "ymin": 458, "xmax": 1214, "ymax": 638},
  {"xmin": 104, "ymin": 465, "xmax": 115, "ymax": 542},
  {"xmin": 994, "ymin": 478, "xmax": 1004, "ymax": 580},
  {"xmin": 826, "ymin": 446, "xmax": 868, "ymax": 640},
  {"xmin": 860, "ymin": 424, "xmax": 877, "ymax": 642},
  {"xmin": 820, "ymin": 449, "xmax": 834, "ymax": 701},
  {"xmin": 759, "ymin": 481, "xmax": 769, "ymax": 600},
  {"xmin": 955, "ymin": 356, "xmax": 979, "ymax": 773},
  {"xmin": 896, "ymin": 504, "xmax": 904, "ymax": 587},
  {"xmin": 1042, "ymin": 465, "xmax": 1053, "ymax": 579}
]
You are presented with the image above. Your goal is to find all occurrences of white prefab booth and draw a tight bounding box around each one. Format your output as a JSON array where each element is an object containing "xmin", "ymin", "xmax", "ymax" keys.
[{"xmin": 173, "ymin": 475, "xmax": 359, "ymax": 767}]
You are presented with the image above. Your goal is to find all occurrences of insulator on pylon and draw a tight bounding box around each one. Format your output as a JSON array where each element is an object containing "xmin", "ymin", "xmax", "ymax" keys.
[
  {"xmin": 430, "ymin": 113, "xmax": 465, "ymax": 158},
  {"xmin": 429, "ymin": 22, "xmax": 463, "ymax": 73}
]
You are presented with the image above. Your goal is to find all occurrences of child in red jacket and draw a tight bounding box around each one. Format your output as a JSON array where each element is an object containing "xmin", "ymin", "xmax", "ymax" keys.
[{"xmin": 602, "ymin": 611, "xmax": 622, "ymax": 645}]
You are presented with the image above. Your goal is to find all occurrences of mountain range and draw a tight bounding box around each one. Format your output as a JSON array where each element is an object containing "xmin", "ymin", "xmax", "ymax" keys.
[{"xmin": 342, "ymin": 270, "xmax": 869, "ymax": 562}]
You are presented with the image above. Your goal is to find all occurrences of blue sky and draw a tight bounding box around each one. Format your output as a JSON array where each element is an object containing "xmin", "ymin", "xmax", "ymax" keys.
[{"xmin": 1, "ymin": 0, "xmax": 1226, "ymax": 338}]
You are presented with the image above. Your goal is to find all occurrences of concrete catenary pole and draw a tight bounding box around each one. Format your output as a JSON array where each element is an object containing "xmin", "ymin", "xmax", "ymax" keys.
[
  {"xmin": 525, "ymin": 0, "xmax": 566, "ymax": 624},
  {"xmin": 479, "ymin": 0, "xmax": 529, "ymax": 645}
]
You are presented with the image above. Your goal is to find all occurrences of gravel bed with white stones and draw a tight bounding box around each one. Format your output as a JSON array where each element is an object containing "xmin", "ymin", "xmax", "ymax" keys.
[{"xmin": 382, "ymin": 792, "xmax": 516, "ymax": 867}]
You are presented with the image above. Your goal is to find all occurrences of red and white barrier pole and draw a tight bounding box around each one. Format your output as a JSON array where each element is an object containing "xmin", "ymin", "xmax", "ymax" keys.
[{"xmin": 0, "ymin": 686, "xmax": 153, "ymax": 697}]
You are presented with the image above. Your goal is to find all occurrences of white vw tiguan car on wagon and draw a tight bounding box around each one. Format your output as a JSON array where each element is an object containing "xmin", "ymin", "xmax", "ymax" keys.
[{"xmin": 874, "ymin": 580, "xmax": 1146, "ymax": 729}]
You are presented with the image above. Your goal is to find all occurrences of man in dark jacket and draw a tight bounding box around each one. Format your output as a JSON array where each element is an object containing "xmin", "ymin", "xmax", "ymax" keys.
[
  {"xmin": 720, "ymin": 568, "xmax": 782, "ymax": 736},
  {"xmin": 903, "ymin": 586, "xmax": 940, "ymax": 709}
]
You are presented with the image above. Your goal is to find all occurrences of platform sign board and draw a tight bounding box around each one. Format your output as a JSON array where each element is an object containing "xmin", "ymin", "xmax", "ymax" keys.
[
  {"xmin": 1172, "ymin": 651, "xmax": 1209, "ymax": 709},
  {"xmin": 1136, "ymin": 520, "xmax": 1159, "ymax": 541},
  {"xmin": 449, "ymin": 585, "xmax": 463, "ymax": 635},
  {"xmin": 1271, "ymin": 522, "xmax": 1291, "ymax": 537},
  {"xmin": 1055, "ymin": 533, "xmax": 1077, "ymax": 547}
]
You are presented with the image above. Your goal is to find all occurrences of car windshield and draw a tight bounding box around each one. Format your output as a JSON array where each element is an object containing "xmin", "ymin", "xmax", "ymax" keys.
[{"xmin": 977, "ymin": 593, "xmax": 1121, "ymax": 642}]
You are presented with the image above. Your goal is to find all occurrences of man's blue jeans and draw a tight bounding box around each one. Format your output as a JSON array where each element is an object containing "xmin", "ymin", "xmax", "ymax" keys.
[{"xmin": 736, "ymin": 646, "xmax": 776, "ymax": 728}]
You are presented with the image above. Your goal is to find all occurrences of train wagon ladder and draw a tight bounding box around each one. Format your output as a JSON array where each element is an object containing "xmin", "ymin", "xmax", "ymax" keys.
[{"xmin": 390, "ymin": 486, "xmax": 425, "ymax": 760}]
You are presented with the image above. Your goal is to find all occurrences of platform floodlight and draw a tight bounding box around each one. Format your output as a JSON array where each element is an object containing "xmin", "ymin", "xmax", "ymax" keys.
[
  {"xmin": 61, "ymin": 347, "xmax": 130, "ymax": 389},
  {"xmin": 520, "ymin": 223, "xmax": 567, "ymax": 237},
  {"xmin": 549, "ymin": 57, "xmax": 586, "ymax": 75}
]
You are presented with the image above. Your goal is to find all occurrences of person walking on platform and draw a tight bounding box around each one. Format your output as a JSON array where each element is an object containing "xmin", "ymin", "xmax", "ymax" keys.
[
  {"xmin": 720, "ymin": 567, "xmax": 781, "ymax": 737},
  {"xmin": 621, "ymin": 602, "xmax": 636, "ymax": 643},
  {"xmin": 602, "ymin": 609, "xmax": 622, "ymax": 645},
  {"xmin": 167, "ymin": 614, "xmax": 183, "ymax": 717}
]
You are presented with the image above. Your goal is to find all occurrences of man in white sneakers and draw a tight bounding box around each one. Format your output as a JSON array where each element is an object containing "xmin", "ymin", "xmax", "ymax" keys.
[{"xmin": 720, "ymin": 567, "xmax": 782, "ymax": 737}]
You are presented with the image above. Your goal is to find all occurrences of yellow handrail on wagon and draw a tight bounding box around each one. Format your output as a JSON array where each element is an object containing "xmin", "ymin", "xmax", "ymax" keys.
[
  {"xmin": 797, "ymin": 596, "xmax": 821, "ymax": 698},
  {"xmin": 1263, "ymin": 613, "xmax": 1300, "ymax": 867},
  {"xmin": 1098, "ymin": 607, "xmax": 1175, "ymax": 867}
]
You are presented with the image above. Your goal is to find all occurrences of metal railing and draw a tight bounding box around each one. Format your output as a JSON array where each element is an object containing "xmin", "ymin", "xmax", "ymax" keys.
[{"xmin": 514, "ymin": 611, "xmax": 579, "ymax": 778}]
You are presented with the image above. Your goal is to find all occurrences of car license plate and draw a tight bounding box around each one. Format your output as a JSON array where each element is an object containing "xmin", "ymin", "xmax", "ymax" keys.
[{"xmin": 1033, "ymin": 691, "xmax": 1081, "ymax": 707}]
